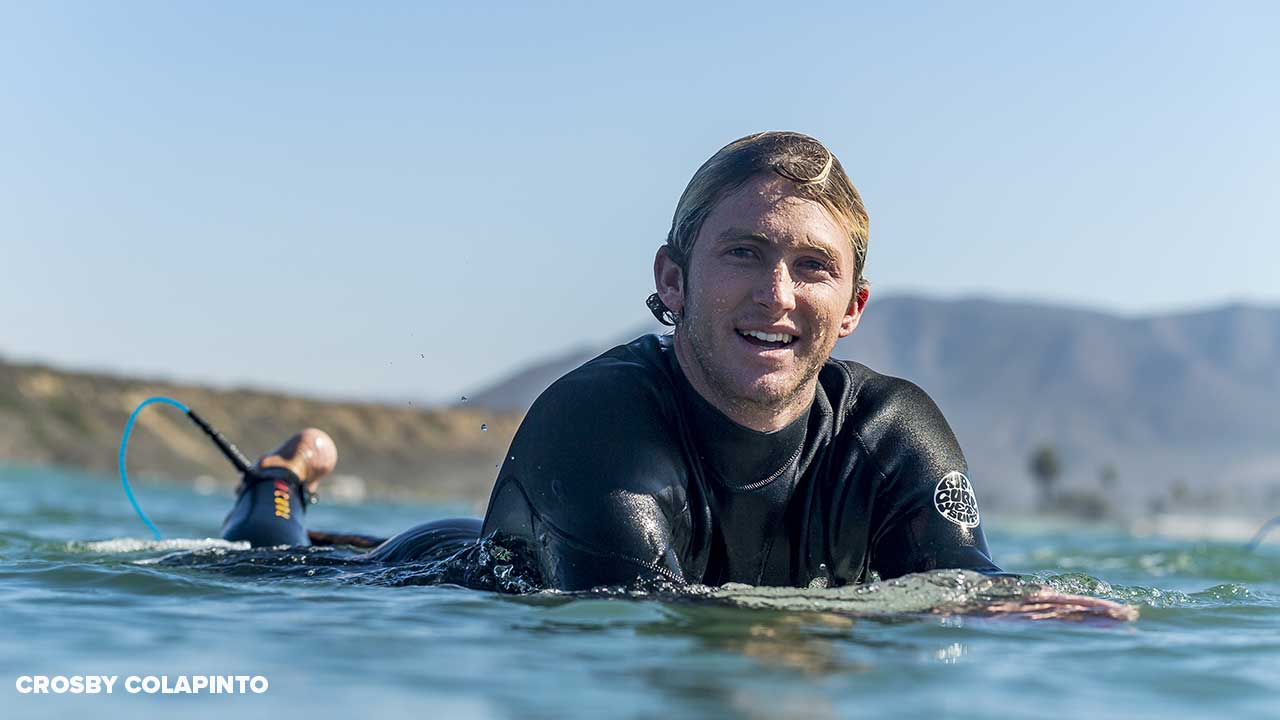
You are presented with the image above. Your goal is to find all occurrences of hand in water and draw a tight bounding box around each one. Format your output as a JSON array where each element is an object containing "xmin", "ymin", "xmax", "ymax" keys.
[
  {"xmin": 969, "ymin": 590, "xmax": 1139, "ymax": 622},
  {"xmin": 255, "ymin": 428, "xmax": 338, "ymax": 493}
]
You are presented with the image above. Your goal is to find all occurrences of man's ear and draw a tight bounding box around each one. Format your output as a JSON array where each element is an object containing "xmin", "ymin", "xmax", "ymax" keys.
[
  {"xmin": 653, "ymin": 246, "xmax": 686, "ymax": 316},
  {"xmin": 837, "ymin": 283, "xmax": 870, "ymax": 337}
]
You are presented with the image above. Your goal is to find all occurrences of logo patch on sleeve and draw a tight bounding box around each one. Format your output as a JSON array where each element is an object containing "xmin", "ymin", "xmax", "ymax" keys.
[{"xmin": 933, "ymin": 471, "xmax": 980, "ymax": 528}]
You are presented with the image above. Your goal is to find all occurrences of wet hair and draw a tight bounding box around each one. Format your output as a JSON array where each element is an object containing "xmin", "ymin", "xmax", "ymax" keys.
[{"xmin": 648, "ymin": 131, "xmax": 869, "ymax": 325}]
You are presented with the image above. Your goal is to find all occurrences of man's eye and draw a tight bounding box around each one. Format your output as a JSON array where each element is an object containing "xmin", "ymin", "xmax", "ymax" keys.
[
  {"xmin": 798, "ymin": 259, "xmax": 832, "ymax": 274},
  {"xmin": 727, "ymin": 247, "xmax": 757, "ymax": 260}
]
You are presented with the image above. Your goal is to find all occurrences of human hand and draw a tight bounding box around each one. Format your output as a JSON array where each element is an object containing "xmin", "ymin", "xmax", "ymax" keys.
[
  {"xmin": 963, "ymin": 589, "xmax": 1138, "ymax": 622},
  {"xmin": 257, "ymin": 428, "xmax": 338, "ymax": 489}
]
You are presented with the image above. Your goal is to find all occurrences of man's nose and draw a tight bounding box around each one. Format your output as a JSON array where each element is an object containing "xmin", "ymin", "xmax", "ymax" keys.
[{"xmin": 754, "ymin": 262, "xmax": 797, "ymax": 312}]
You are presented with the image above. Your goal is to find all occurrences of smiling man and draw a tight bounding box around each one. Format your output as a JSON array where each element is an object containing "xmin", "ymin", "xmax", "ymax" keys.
[
  {"xmin": 220, "ymin": 133, "xmax": 1140, "ymax": 619},
  {"xmin": 463, "ymin": 131, "xmax": 1000, "ymax": 589},
  {"xmin": 226, "ymin": 132, "xmax": 997, "ymax": 590}
]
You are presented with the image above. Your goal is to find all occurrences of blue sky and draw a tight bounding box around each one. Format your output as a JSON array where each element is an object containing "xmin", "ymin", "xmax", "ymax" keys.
[{"xmin": 2, "ymin": 2, "xmax": 1277, "ymax": 402}]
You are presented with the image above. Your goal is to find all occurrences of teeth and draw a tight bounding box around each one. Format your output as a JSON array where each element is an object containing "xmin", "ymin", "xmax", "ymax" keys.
[{"xmin": 739, "ymin": 330, "xmax": 794, "ymax": 344}]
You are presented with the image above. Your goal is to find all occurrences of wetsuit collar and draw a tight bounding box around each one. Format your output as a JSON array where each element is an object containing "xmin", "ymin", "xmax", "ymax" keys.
[{"xmin": 660, "ymin": 335, "xmax": 811, "ymax": 491}]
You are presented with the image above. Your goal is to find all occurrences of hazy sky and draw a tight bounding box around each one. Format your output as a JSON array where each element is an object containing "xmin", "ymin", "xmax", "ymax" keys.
[{"xmin": 3, "ymin": 2, "xmax": 1277, "ymax": 402}]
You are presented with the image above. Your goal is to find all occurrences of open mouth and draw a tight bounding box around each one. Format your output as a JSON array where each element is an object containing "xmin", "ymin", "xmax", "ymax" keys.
[{"xmin": 737, "ymin": 329, "xmax": 796, "ymax": 350}]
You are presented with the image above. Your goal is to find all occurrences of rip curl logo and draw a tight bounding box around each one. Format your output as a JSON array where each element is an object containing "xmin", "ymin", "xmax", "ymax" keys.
[
  {"xmin": 273, "ymin": 479, "xmax": 291, "ymax": 520},
  {"xmin": 933, "ymin": 471, "xmax": 980, "ymax": 528}
]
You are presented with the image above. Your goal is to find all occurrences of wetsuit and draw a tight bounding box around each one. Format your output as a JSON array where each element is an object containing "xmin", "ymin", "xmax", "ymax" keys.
[
  {"xmin": 223, "ymin": 334, "xmax": 1000, "ymax": 590},
  {"xmin": 220, "ymin": 466, "xmax": 311, "ymax": 547}
]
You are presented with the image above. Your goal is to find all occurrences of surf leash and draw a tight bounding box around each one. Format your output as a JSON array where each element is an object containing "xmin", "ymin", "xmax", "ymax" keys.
[
  {"xmin": 1245, "ymin": 515, "xmax": 1280, "ymax": 552},
  {"xmin": 118, "ymin": 396, "xmax": 254, "ymax": 539}
]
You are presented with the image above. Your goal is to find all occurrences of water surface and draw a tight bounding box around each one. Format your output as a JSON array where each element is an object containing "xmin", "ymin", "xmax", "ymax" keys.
[{"xmin": 2, "ymin": 465, "xmax": 1277, "ymax": 719}]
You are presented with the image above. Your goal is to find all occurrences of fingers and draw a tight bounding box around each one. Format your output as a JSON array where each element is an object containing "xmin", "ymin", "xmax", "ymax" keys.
[
  {"xmin": 295, "ymin": 428, "xmax": 338, "ymax": 479},
  {"xmin": 258, "ymin": 428, "xmax": 338, "ymax": 484},
  {"xmin": 959, "ymin": 591, "xmax": 1139, "ymax": 622}
]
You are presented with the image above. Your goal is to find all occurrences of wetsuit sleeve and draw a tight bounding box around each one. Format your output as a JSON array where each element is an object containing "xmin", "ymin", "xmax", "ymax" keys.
[
  {"xmin": 481, "ymin": 360, "xmax": 690, "ymax": 591},
  {"xmin": 861, "ymin": 381, "xmax": 1001, "ymax": 579},
  {"xmin": 220, "ymin": 466, "xmax": 311, "ymax": 547}
]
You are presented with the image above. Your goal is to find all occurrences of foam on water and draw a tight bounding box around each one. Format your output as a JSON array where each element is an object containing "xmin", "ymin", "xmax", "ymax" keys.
[
  {"xmin": 1038, "ymin": 571, "xmax": 1274, "ymax": 610},
  {"xmin": 702, "ymin": 570, "xmax": 1028, "ymax": 614},
  {"xmin": 67, "ymin": 537, "xmax": 249, "ymax": 554},
  {"xmin": 144, "ymin": 539, "xmax": 1140, "ymax": 621}
]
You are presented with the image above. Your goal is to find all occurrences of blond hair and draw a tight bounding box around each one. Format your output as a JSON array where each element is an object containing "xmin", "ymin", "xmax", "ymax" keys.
[{"xmin": 648, "ymin": 132, "xmax": 869, "ymax": 324}]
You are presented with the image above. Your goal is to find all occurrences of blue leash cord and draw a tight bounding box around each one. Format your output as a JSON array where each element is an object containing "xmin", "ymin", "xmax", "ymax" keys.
[
  {"xmin": 118, "ymin": 396, "xmax": 190, "ymax": 540},
  {"xmin": 118, "ymin": 396, "xmax": 254, "ymax": 539},
  {"xmin": 1246, "ymin": 515, "xmax": 1280, "ymax": 553}
]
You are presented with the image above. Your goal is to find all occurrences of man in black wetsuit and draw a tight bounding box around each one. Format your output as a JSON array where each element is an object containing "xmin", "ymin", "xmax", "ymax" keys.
[{"xmin": 226, "ymin": 133, "xmax": 1105, "ymax": 613}]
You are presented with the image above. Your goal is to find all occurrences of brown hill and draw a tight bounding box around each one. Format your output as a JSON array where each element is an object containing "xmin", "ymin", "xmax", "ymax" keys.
[{"xmin": 0, "ymin": 359, "xmax": 521, "ymax": 502}]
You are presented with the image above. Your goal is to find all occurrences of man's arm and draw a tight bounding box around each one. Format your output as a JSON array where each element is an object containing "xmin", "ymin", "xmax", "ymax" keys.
[
  {"xmin": 860, "ymin": 379, "xmax": 1001, "ymax": 579},
  {"xmin": 855, "ymin": 380, "xmax": 1139, "ymax": 620},
  {"xmin": 220, "ymin": 429, "xmax": 337, "ymax": 548},
  {"xmin": 480, "ymin": 357, "xmax": 691, "ymax": 591}
]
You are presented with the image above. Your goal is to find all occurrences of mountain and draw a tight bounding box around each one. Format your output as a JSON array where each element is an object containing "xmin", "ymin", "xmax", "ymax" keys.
[
  {"xmin": 4, "ymin": 296, "xmax": 1276, "ymax": 513},
  {"xmin": 462, "ymin": 321, "xmax": 665, "ymax": 411},
  {"xmin": 464, "ymin": 296, "xmax": 1280, "ymax": 513}
]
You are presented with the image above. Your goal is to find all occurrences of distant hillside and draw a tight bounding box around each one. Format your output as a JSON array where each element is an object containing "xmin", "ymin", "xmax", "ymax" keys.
[
  {"xmin": 462, "ymin": 345, "xmax": 602, "ymax": 412},
  {"xmin": 6, "ymin": 297, "xmax": 1278, "ymax": 514},
  {"xmin": 462, "ymin": 320, "xmax": 665, "ymax": 411},
  {"xmin": 464, "ymin": 297, "xmax": 1280, "ymax": 513},
  {"xmin": 834, "ymin": 298, "xmax": 1280, "ymax": 510},
  {"xmin": 0, "ymin": 359, "xmax": 522, "ymax": 502}
]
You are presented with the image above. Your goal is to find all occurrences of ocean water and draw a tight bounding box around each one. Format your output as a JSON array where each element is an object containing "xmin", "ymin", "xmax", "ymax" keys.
[{"xmin": 1, "ymin": 464, "xmax": 1277, "ymax": 719}]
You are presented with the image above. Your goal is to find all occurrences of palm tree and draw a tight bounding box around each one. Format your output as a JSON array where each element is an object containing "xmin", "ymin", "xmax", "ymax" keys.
[
  {"xmin": 1029, "ymin": 445, "xmax": 1062, "ymax": 511},
  {"xmin": 1099, "ymin": 463, "xmax": 1118, "ymax": 490}
]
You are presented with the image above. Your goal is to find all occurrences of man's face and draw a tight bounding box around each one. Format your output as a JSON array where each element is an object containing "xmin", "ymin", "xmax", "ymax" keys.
[{"xmin": 655, "ymin": 174, "xmax": 867, "ymax": 428}]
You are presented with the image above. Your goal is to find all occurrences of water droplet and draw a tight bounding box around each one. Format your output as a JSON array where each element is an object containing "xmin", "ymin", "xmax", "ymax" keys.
[
  {"xmin": 460, "ymin": 395, "xmax": 468, "ymax": 402},
  {"xmin": 480, "ymin": 423, "xmax": 488, "ymax": 432}
]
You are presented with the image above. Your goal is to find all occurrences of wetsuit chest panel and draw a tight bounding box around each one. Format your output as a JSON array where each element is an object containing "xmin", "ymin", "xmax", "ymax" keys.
[
  {"xmin": 704, "ymin": 465, "xmax": 801, "ymax": 585},
  {"xmin": 677, "ymin": 377, "xmax": 809, "ymax": 584},
  {"xmin": 480, "ymin": 335, "xmax": 1000, "ymax": 591},
  {"xmin": 479, "ymin": 345, "xmax": 698, "ymax": 590}
]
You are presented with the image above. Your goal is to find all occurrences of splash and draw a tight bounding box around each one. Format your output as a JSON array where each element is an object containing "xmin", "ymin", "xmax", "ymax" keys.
[
  {"xmin": 683, "ymin": 570, "xmax": 1138, "ymax": 621},
  {"xmin": 353, "ymin": 536, "xmax": 542, "ymax": 594},
  {"xmin": 120, "ymin": 541, "xmax": 1140, "ymax": 620},
  {"xmin": 1038, "ymin": 571, "xmax": 1257, "ymax": 609},
  {"xmin": 68, "ymin": 538, "xmax": 249, "ymax": 554}
]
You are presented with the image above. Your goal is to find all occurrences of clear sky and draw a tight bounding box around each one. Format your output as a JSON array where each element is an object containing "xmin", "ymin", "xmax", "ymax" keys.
[{"xmin": 2, "ymin": 1, "xmax": 1277, "ymax": 403}]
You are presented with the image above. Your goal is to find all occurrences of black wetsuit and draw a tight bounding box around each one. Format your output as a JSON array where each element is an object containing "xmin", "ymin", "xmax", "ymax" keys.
[
  {"xmin": 221, "ymin": 466, "xmax": 311, "ymax": 547},
  {"xmin": 223, "ymin": 334, "xmax": 1000, "ymax": 591}
]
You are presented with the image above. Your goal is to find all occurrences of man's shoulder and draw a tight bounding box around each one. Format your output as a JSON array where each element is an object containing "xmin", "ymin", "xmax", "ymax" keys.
[
  {"xmin": 503, "ymin": 334, "xmax": 689, "ymax": 511},
  {"xmin": 531, "ymin": 334, "xmax": 676, "ymax": 419},
  {"xmin": 820, "ymin": 358, "xmax": 954, "ymax": 451},
  {"xmin": 583, "ymin": 333, "xmax": 672, "ymax": 378},
  {"xmin": 821, "ymin": 357, "xmax": 934, "ymax": 415}
]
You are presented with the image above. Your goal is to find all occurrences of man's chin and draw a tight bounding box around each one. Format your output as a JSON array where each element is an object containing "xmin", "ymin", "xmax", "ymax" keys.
[
  {"xmin": 681, "ymin": 333, "xmax": 820, "ymax": 415},
  {"xmin": 729, "ymin": 374, "xmax": 809, "ymax": 408}
]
